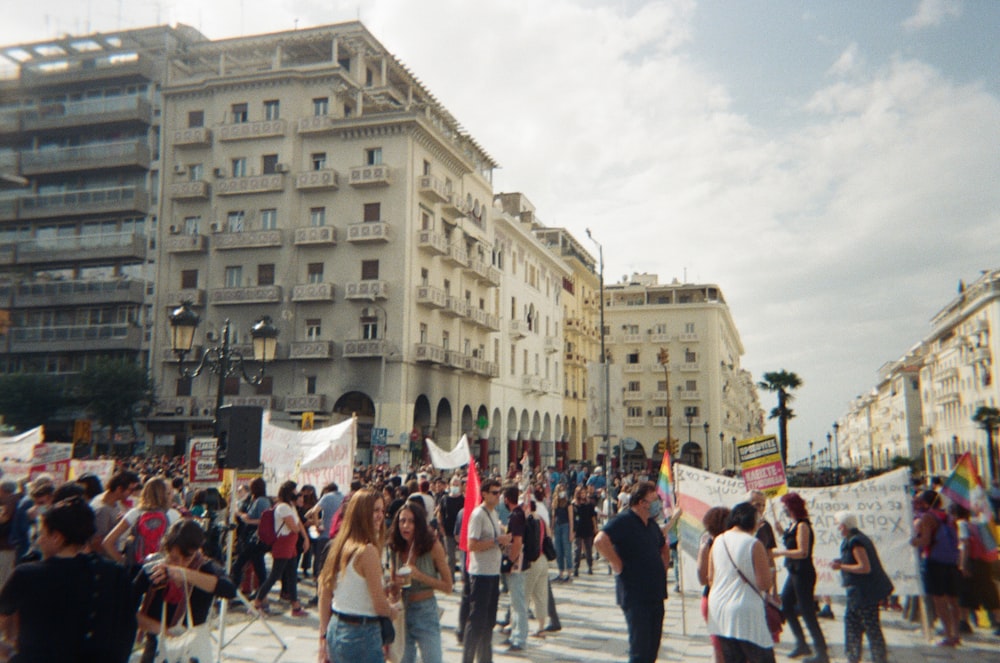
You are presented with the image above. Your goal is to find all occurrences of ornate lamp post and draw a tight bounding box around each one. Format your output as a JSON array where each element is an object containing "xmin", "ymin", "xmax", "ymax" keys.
[
  {"xmin": 832, "ymin": 421, "xmax": 841, "ymax": 482},
  {"xmin": 586, "ymin": 229, "xmax": 612, "ymax": 511},
  {"xmin": 719, "ymin": 431, "xmax": 725, "ymax": 469},
  {"xmin": 703, "ymin": 421, "xmax": 710, "ymax": 471},
  {"xmin": 658, "ymin": 348, "xmax": 671, "ymax": 457}
]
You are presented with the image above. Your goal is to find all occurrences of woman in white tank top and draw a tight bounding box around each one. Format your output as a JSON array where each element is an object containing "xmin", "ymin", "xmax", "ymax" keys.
[{"xmin": 317, "ymin": 488, "xmax": 399, "ymax": 663}]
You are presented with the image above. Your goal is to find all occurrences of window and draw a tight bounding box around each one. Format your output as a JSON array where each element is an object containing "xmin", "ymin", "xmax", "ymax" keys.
[
  {"xmin": 654, "ymin": 322, "xmax": 667, "ymax": 334},
  {"xmin": 226, "ymin": 211, "xmax": 245, "ymax": 232},
  {"xmin": 684, "ymin": 406, "xmax": 699, "ymax": 418},
  {"xmin": 224, "ymin": 266, "xmax": 242, "ymax": 288},
  {"xmin": 419, "ymin": 323, "xmax": 427, "ymax": 344},
  {"xmin": 421, "ymin": 210, "xmax": 431, "ymax": 230},
  {"xmin": 223, "ymin": 377, "xmax": 240, "ymax": 396},
  {"xmin": 231, "ymin": 158, "xmax": 246, "ymax": 177},
  {"xmin": 260, "ymin": 209, "xmax": 277, "ymax": 230},
  {"xmin": 361, "ymin": 260, "xmax": 379, "ymax": 280},
  {"xmin": 363, "ymin": 203, "xmax": 380, "ymax": 222},
  {"xmin": 657, "ymin": 380, "xmax": 667, "ymax": 391},
  {"xmin": 188, "ymin": 164, "xmax": 203, "ymax": 181},
  {"xmin": 443, "ymin": 279, "xmax": 451, "ymax": 294},
  {"xmin": 263, "ymin": 100, "xmax": 280, "ymax": 120},
  {"xmin": 626, "ymin": 352, "xmax": 639, "ymax": 364},
  {"xmin": 307, "ymin": 263, "xmax": 324, "ymax": 283},
  {"xmin": 188, "ymin": 111, "xmax": 204, "ymax": 128},
  {"xmin": 510, "ymin": 344, "xmax": 516, "ymax": 375},
  {"xmin": 365, "ymin": 69, "xmax": 374, "ymax": 86},
  {"xmin": 653, "ymin": 405, "xmax": 667, "ymax": 417},
  {"xmin": 306, "ymin": 376, "xmax": 317, "ymax": 394},
  {"xmin": 183, "ymin": 216, "xmax": 200, "ymax": 235},
  {"xmin": 176, "ymin": 377, "xmax": 192, "ymax": 397},
  {"xmin": 625, "ymin": 324, "xmax": 639, "ymax": 334},
  {"xmin": 685, "ymin": 322, "xmax": 695, "ymax": 333},
  {"xmin": 420, "ymin": 268, "xmax": 428, "ymax": 286},
  {"xmin": 255, "ymin": 376, "xmax": 273, "ymax": 396},
  {"xmin": 258, "ymin": 264, "xmax": 275, "ymax": 286},
  {"xmin": 685, "ymin": 380, "xmax": 697, "ymax": 391},
  {"xmin": 422, "ymin": 160, "xmax": 431, "ymax": 176},
  {"xmin": 311, "ymin": 153, "xmax": 326, "ymax": 170},
  {"xmin": 231, "ymin": 103, "xmax": 248, "ymax": 123},
  {"xmin": 628, "ymin": 406, "xmax": 643, "ymax": 417},
  {"xmin": 362, "ymin": 315, "xmax": 379, "ymax": 340},
  {"xmin": 313, "ymin": 97, "xmax": 329, "ymax": 116},
  {"xmin": 628, "ymin": 381, "xmax": 641, "ymax": 392},
  {"xmin": 309, "ymin": 207, "xmax": 325, "ymax": 227},
  {"xmin": 306, "ymin": 319, "xmax": 322, "ymax": 340},
  {"xmin": 180, "ymin": 270, "xmax": 198, "ymax": 289},
  {"xmin": 262, "ymin": 154, "xmax": 279, "ymax": 174},
  {"xmin": 685, "ymin": 350, "xmax": 697, "ymax": 363},
  {"xmin": 442, "ymin": 331, "xmax": 450, "ymax": 350},
  {"xmin": 365, "ymin": 148, "xmax": 382, "ymax": 165}
]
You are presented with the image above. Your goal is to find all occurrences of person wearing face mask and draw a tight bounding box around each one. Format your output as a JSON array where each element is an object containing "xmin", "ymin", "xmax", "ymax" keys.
[{"xmin": 438, "ymin": 476, "xmax": 465, "ymax": 583}]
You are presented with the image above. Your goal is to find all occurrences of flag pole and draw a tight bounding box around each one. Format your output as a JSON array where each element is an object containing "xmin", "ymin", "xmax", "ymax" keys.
[{"xmin": 675, "ymin": 468, "xmax": 687, "ymax": 636}]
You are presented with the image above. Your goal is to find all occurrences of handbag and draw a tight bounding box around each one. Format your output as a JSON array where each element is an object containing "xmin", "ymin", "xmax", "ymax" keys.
[
  {"xmin": 155, "ymin": 572, "xmax": 215, "ymax": 663},
  {"xmin": 542, "ymin": 534, "xmax": 557, "ymax": 562},
  {"xmin": 721, "ymin": 537, "xmax": 784, "ymax": 641},
  {"xmin": 383, "ymin": 605, "xmax": 405, "ymax": 663}
]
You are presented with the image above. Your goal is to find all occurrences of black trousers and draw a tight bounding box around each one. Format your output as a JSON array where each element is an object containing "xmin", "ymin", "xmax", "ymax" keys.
[
  {"xmin": 231, "ymin": 538, "xmax": 267, "ymax": 598},
  {"xmin": 622, "ymin": 601, "xmax": 664, "ymax": 663},
  {"xmin": 718, "ymin": 637, "xmax": 776, "ymax": 663},
  {"xmin": 462, "ymin": 574, "xmax": 500, "ymax": 663},
  {"xmin": 458, "ymin": 563, "xmax": 471, "ymax": 637},
  {"xmin": 781, "ymin": 566, "xmax": 827, "ymax": 653}
]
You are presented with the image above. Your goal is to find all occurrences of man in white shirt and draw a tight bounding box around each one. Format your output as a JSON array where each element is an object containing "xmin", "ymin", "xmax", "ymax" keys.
[{"xmin": 462, "ymin": 478, "xmax": 511, "ymax": 663}]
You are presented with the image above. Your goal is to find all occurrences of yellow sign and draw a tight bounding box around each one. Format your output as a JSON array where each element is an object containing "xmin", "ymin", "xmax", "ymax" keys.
[
  {"xmin": 301, "ymin": 411, "xmax": 315, "ymax": 431},
  {"xmin": 72, "ymin": 420, "xmax": 92, "ymax": 449},
  {"xmin": 736, "ymin": 434, "xmax": 788, "ymax": 498}
]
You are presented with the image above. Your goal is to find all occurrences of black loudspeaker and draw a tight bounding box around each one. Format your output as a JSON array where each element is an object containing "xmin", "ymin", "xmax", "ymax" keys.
[{"xmin": 216, "ymin": 405, "xmax": 263, "ymax": 469}]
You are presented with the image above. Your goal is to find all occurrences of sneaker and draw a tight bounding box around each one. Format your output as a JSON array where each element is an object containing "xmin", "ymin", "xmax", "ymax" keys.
[
  {"xmin": 291, "ymin": 606, "xmax": 308, "ymax": 617},
  {"xmin": 817, "ymin": 605, "xmax": 834, "ymax": 619},
  {"xmin": 935, "ymin": 637, "xmax": 959, "ymax": 647},
  {"xmin": 543, "ymin": 624, "xmax": 561, "ymax": 633},
  {"xmin": 506, "ymin": 643, "xmax": 524, "ymax": 652},
  {"xmin": 788, "ymin": 643, "xmax": 812, "ymax": 658}
]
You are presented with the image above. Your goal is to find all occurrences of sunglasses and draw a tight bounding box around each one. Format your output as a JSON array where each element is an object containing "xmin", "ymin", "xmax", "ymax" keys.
[{"xmin": 488, "ymin": 490, "xmax": 501, "ymax": 495}]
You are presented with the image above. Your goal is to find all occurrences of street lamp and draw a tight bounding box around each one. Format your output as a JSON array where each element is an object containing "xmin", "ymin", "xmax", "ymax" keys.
[
  {"xmin": 658, "ymin": 348, "xmax": 671, "ymax": 458},
  {"xmin": 168, "ymin": 301, "xmax": 278, "ymax": 439},
  {"xmin": 586, "ymin": 230, "xmax": 612, "ymax": 504},
  {"xmin": 826, "ymin": 432, "xmax": 833, "ymax": 478},
  {"xmin": 703, "ymin": 421, "xmax": 710, "ymax": 471},
  {"xmin": 719, "ymin": 431, "xmax": 724, "ymax": 469},
  {"xmin": 832, "ymin": 421, "xmax": 841, "ymax": 482},
  {"xmin": 732, "ymin": 436, "xmax": 738, "ymax": 472},
  {"xmin": 809, "ymin": 440, "xmax": 814, "ymax": 474}
]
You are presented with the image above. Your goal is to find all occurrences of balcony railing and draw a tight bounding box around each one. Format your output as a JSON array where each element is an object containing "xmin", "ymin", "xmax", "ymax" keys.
[
  {"xmin": 344, "ymin": 280, "xmax": 387, "ymax": 300},
  {"xmin": 544, "ymin": 336, "xmax": 560, "ymax": 354},
  {"xmin": 172, "ymin": 127, "xmax": 212, "ymax": 147},
  {"xmin": 217, "ymin": 119, "xmax": 287, "ymax": 141},
  {"xmin": 291, "ymin": 282, "xmax": 335, "ymax": 302},
  {"xmin": 20, "ymin": 140, "xmax": 151, "ymax": 175},
  {"xmin": 167, "ymin": 180, "xmax": 210, "ymax": 200},
  {"xmin": 680, "ymin": 362, "xmax": 700, "ymax": 372},
  {"xmin": 346, "ymin": 221, "xmax": 389, "ymax": 242},
  {"xmin": 21, "ymin": 96, "xmax": 152, "ymax": 131},
  {"xmin": 678, "ymin": 332, "xmax": 699, "ymax": 342},
  {"xmin": 163, "ymin": 234, "xmax": 208, "ymax": 253},
  {"xmin": 215, "ymin": 174, "xmax": 284, "ymax": 195},
  {"xmin": 417, "ymin": 230, "xmax": 449, "ymax": 255},
  {"xmin": 289, "ymin": 341, "xmax": 334, "ymax": 359},
  {"xmin": 342, "ymin": 339, "xmax": 389, "ymax": 358},
  {"xmin": 296, "ymin": 115, "xmax": 337, "ymax": 134},
  {"xmin": 0, "ymin": 198, "xmax": 17, "ymax": 221},
  {"xmin": 510, "ymin": 319, "xmax": 528, "ymax": 339},
  {"xmin": 9, "ymin": 324, "xmax": 142, "ymax": 352},
  {"xmin": 619, "ymin": 333, "xmax": 643, "ymax": 344},
  {"xmin": 295, "ymin": 169, "xmax": 340, "ymax": 191},
  {"xmin": 286, "ymin": 394, "xmax": 327, "ymax": 412},
  {"xmin": 445, "ymin": 350, "xmax": 466, "ymax": 370},
  {"xmin": 624, "ymin": 363, "xmax": 645, "ymax": 374},
  {"xmin": 442, "ymin": 296, "xmax": 467, "ymax": 318},
  {"xmin": 468, "ymin": 308, "xmax": 499, "ymax": 330},
  {"xmin": 209, "ymin": 285, "xmax": 282, "ymax": 305},
  {"xmin": 416, "ymin": 285, "xmax": 447, "ymax": 309},
  {"xmin": 9, "ymin": 278, "xmax": 146, "ymax": 307},
  {"xmin": 294, "ymin": 225, "xmax": 337, "ymax": 246},
  {"xmin": 625, "ymin": 417, "xmax": 646, "ymax": 427},
  {"xmin": 213, "ymin": 229, "xmax": 282, "ymax": 250},
  {"xmin": 20, "ymin": 186, "xmax": 150, "ymax": 218},
  {"xmin": 166, "ymin": 289, "xmax": 206, "ymax": 306},
  {"xmin": 417, "ymin": 175, "xmax": 450, "ymax": 203},
  {"xmin": 415, "ymin": 343, "xmax": 446, "ymax": 364},
  {"xmin": 14, "ymin": 232, "xmax": 146, "ymax": 264},
  {"xmin": 521, "ymin": 375, "xmax": 543, "ymax": 393},
  {"xmin": 443, "ymin": 244, "xmax": 468, "ymax": 267},
  {"xmin": 349, "ymin": 165, "xmax": 391, "ymax": 187}
]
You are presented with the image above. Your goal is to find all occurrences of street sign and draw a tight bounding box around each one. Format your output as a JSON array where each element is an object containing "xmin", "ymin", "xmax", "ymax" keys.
[{"xmin": 371, "ymin": 427, "xmax": 388, "ymax": 446}]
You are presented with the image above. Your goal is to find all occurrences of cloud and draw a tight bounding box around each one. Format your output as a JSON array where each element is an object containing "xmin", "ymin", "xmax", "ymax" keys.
[{"xmin": 903, "ymin": 0, "xmax": 962, "ymax": 32}]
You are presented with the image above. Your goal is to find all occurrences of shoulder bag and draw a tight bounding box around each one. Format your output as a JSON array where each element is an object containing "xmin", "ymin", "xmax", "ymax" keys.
[
  {"xmin": 722, "ymin": 536, "xmax": 784, "ymax": 642},
  {"xmin": 155, "ymin": 570, "xmax": 214, "ymax": 663}
]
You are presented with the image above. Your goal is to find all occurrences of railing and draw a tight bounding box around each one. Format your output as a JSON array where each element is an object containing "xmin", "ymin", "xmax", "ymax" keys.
[
  {"xmin": 21, "ymin": 96, "xmax": 151, "ymax": 129},
  {"xmin": 217, "ymin": 119, "xmax": 287, "ymax": 141},
  {"xmin": 417, "ymin": 174, "xmax": 449, "ymax": 202},
  {"xmin": 289, "ymin": 341, "xmax": 334, "ymax": 359},
  {"xmin": 20, "ymin": 186, "xmax": 149, "ymax": 217},
  {"xmin": 344, "ymin": 280, "xmax": 387, "ymax": 299},
  {"xmin": 209, "ymin": 285, "xmax": 282, "ymax": 305},
  {"xmin": 416, "ymin": 285, "xmax": 447, "ymax": 308},
  {"xmin": 212, "ymin": 229, "xmax": 282, "ymax": 250},
  {"xmin": 342, "ymin": 339, "xmax": 389, "ymax": 358},
  {"xmin": 417, "ymin": 230, "xmax": 449, "ymax": 254},
  {"xmin": 215, "ymin": 174, "xmax": 284, "ymax": 195},
  {"xmin": 415, "ymin": 343, "xmax": 446, "ymax": 364},
  {"xmin": 286, "ymin": 394, "xmax": 327, "ymax": 411},
  {"xmin": 291, "ymin": 282, "xmax": 335, "ymax": 302},
  {"xmin": 172, "ymin": 127, "xmax": 212, "ymax": 147},
  {"xmin": 163, "ymin": 235, "xmax": 208, "ymax": 253},
  {"xmin": 294, "ymin": 226, "xmax": 337, "ymax": 245},
  {"xmin": 295, "ymin": 169, "xmax": 340, "ymax": 190},
  {"xmin": 166, "ymin": 181, "xmax": 209, "ymax": 200},
  {"xmin": 346, "ymin": 221, "xmax": 389, "ymax": 242},
  {"xmin": 21, "ymin": 140, "xmax": 150, "ymax": 173},
  {"xmin": 349, "ymin": 165, "xmax": 391, "ymax": 187}
]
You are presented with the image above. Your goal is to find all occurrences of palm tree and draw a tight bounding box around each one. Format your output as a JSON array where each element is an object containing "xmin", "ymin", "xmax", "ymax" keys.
[
  {"xmin": 972, "ymin": 405, "xmax": 1000, "ymax": 485},
  {"xmin": 757, "ymin": 370, "xmax": 803, "ymax": 466}
]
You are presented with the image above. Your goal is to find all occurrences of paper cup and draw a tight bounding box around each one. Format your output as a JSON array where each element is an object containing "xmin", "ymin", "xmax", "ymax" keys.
[{"xmin": 398, "ymin": 565, "xmax": 412, "ymax": 588}]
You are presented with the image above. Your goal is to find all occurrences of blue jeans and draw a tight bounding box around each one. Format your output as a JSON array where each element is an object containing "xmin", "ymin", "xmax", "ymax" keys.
[
  {"xmin": 403, "ymin": 596, "xmax": 442, "ymax": 663},
  {"xmin": 507, "ymin": 572, "xmax": 528, "ymax": 647},
  {"xmin": 554, "ymin": 523, "xmax": 572, "ymax": 573},
  {"xmin": 326, "ymin": 615, "xmax": 383, "ymax": 663}
]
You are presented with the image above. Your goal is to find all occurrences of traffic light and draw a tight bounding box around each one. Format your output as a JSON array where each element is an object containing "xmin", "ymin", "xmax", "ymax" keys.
[{"xmin": 657, "ymin": 347, "xmax": 669, "ymax": 365}]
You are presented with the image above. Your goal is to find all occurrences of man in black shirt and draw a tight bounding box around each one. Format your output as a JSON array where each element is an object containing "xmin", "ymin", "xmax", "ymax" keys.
[{"xmin": 595, "ymin": 481, "xmax": 670, "ymax": 663}]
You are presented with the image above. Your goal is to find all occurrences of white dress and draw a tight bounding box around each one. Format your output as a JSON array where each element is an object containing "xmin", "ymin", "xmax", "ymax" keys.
[{"xmin": 707, "ymin": 529, "xmax": 773, "ymax": 649}]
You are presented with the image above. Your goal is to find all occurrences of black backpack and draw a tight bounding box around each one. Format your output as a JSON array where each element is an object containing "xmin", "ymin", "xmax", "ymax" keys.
[{"xmin": 522, "ymin": 514, "xmax": 542, "ymax": 565}]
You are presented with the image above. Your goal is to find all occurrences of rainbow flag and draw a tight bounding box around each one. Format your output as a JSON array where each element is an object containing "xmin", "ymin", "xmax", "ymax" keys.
[
  {"xmin": 941, "ymin": 452, "xmax": 985, "ymax": 512},
  {"xmin": 657, "ymin": 448, "xmax": 675, "ymax": 509}
]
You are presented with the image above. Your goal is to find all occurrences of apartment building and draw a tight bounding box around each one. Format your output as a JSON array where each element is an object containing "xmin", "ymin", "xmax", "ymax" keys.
[
  {"xmin": 603, "ymin": 273, "xmax": 763, "ymax": 472},
  {"xmin": 150, "ymin": 23, "xmax": 503, "ymax": 463},
  {"xmin": 0, "ymin": 26, "xmax": 199, "ymax": 439},
  {"xmin": 533, "ymin": 226, "xmax": 601, "ymax": 463}
]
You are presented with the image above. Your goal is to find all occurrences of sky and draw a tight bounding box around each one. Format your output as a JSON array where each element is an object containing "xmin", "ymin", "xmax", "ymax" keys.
[{"xmin": 3, "ymin": 0, "xmax": 1000, "ymax": 463}]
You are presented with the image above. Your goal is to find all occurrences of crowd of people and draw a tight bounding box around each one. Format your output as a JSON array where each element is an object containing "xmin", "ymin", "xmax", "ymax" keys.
[{"xmin": 0, "ymin": 452, "xmax": 995, "ymax": 663}]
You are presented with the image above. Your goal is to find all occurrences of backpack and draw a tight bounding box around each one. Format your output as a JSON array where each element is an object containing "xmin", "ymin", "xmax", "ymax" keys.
[
  {"xmin": 522, "ymin": 514, "xmax": 541, "ymax": 565},
  {"xmin": 257, "ymin": 506, "xmax": 278, "ymax": 549},
  {"xmin": 132, "ymin": 511, "xmax": 168, "ymax": 563}
]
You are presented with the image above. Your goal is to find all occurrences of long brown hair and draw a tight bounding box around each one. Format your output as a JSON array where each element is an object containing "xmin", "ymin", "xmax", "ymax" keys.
[
  {"xmin": 387, "ymin": 501, "xmax": 435, "ymax": 559},
  {"xmin": 318, "ymin": 488, "xmax": 384, "ymax": 593}
]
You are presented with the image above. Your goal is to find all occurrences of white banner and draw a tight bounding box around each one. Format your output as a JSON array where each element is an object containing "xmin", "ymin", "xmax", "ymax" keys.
[
  {"xmin": 674, "ymin": 465, "xmax": 919, "ymax": 596},
  {"xmin": 69, "ymin": 459, "xmax": 116, "ymax": 486},
  {"xmin": 259, "ymin": 411, "xmax": 355, "ymax": 490},
  {"xmin": 425, "ymin": 435, "xmax": 470, "ymax": 470},
  {"xmin": 0, "ymin": 427, "xmax": 44, "ymax": 462}
]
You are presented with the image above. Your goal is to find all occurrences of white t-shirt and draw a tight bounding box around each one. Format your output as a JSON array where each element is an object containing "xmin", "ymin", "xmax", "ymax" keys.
[{"xmin": 274, "ymin": 502, "xmax": 299, "ymax": 537}]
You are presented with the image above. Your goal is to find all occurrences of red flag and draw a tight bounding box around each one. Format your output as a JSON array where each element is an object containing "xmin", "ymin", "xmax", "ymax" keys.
[{"xmin": 459, "ymin": 456, "xmax": 482, "ymax": 555}]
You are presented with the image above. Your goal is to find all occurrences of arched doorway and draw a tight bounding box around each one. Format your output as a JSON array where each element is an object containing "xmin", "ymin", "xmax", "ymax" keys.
[
  {"xmin": 411, "ymin": 395, "xmax": 432, "ymax": 467},
  {"xmin": 681, "ymin": 442, "xmax": 703, "ymax": 470},
  {"xmin": 334, "ymin": 391, "xmax": 374, "ymax": 462}
]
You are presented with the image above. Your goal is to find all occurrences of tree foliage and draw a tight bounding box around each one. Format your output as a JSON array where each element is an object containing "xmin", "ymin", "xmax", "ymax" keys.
[
  {"xmin": 74, "ymin": 358, "xmax": 153, "ymax": 445},
  {"xmin": 0, "ymin": 373, "xmax": 65, "ymax": 431},
  {"xmin": 758, "ymin": 370, "xmax": 803, "ymax": 466}
]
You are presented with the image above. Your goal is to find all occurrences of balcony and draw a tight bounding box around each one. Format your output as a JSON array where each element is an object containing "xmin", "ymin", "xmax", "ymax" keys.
[
  {"xmin": 344, "ymin": 280, "xmax": 387, "ymax": 300},
  {"xmin": 443, "ymin": 243, "xmax": 468, "ymax": 267},
  {"xmin": 565, "ymin": 352, "xmax": 584, "ymax": 367},
  {"xmin": 154, "ymin": 397, "xmax": 196, "ymax": 417},
  {"xmin": 297, "ymin": 115, "xmax": 337, "ymax": 134},
  {"xmin": 417, "ymin": 230, "xmax": 449, "ymax": 255},
  {"xmin": 14, "ymin": 232, "xmax": 146, "ymax": 265},
  {"xmin": 346, "ymin": 221, "xmax": 389, "ymax": 242},
  {"xmin": 468, "ymin": 307, "xmax": 500, "ymax": 330},
  {"xmin": 414, "ymin": 343, "xmax": 446, "ymax": 364},
  {"xmin": 294, "ymin": 225, "xmax": 337, "ymax": 246},
  {"xmin": 416, "ymin": 285, "xmax": 447, "ymax": 309},
  {"xmin": 467, "ymin": 256, "xmax": 500, "ymax": 284},
  {"xmin": 623, "ymin": 391, "xmax": 645, "ymax": 402},
  {"xmin": 544, "ymin": 336, "xmax": 560, "ymax": 354},
  {"xmin": 649, "ymin": 391, "xmax": 669, "ymax": 401},
  {"xmin": 624, "ymin": 363, "xmax": 644, "ymax": 374},
  {"xmin": 166, "ymin": 289, "xmax": 206, "ymax": 306},
  {"xmin": 441, "ymin": 194, "xmax": 462, "ymax": 216},
  {"xmin": 565, "ymin": 317, "xmax": 584, "ymax": 336},
  {"xmin": 343, "ymin": 339, "xmax": 389, "ymax": 358},
  {"xmin": 0, "ymin": 111, "xmax": 19, "ymax": 134},
  {"xmin": 677, "ymin": 390, "xmax": 700, "ymax": 400},
  {"xmin": 349, "ymin": 165, "xmax": 391, "ymax": 188},
  {"xmin": 652, "ymin": 416, "xmax": 669, "ymax": 427},
  {"xmin": 480, "ymin": 360, "xmax": 500, "ymax": 378},
  {"xmin": 289, "ymin": 341, "xmax": 334, "ymax": 360},
  {"xmin": 21, "ymin": 52, "xmax": 156, "ymax": 87},
  {"xmin": 20, "ymin": 186, "xmax": 150, "ymax": 219},
  {"xmin": 20, "ymin": 140, "xmax": 151, "ymax": 175},
  {"xmin": 172, "ymin": 127, "xmax": 212, "ymax": 148},
  {"xmin": 650, "ymin": 333, "xmax": 671, "ymax": 343},
  {"xmin": 218, "ymin": 119, "xmax": 287, "ymax": 141},
  {"xmin": 286, "ymin": 394, "xmax": 328, "ymax": 412},
  {"xmin": 937, "ymin": 391, "xmax": 961, "ymax": 406},
  {"xmin": 678, "ymin": 332, "xmax": 699, "ymax": 342},
  {"xmin": 224, "ymin": 396, "xmax": 275, "ymax": 410},
  {"xmin": 209, "ymin": 285, "xmax": 282, "ymax": 305},
  {"xmin": 625, "ymin": 417, "xmax": 646, "ymax": 428},
  {"xmin": 417, "ymin": 175, "xmax": 450, "ymax": 203},
  {"xmin": 213, "ymin": 229, "xmax": 282, "ymax": 250},
  {"xmin": 164, "ymin": 233, "xmax": 208, "ymax": 253},
  {"xmin": 295, "ymin": 169, "xmax": 340, "ymax": 191},
  {"xmin": 167, "ymin": 180, "xmax": 210, "ymax": 201},
  {"xmin": 22, "ymin": 97, "xmax": 152, "ymax": 132},
  {"xmin": 291, "ymin": 282, "xmax": 335, "ymax": 302},
  {"xmin": 445, "ymin": 350, "xmax": 466, "ymax": 370},
  {"xmin": 0, "ymin": 198, "xmax": 17, "ymax": 221},
  {"xmin": 9, "ymin": 324, "xmax": 142, "ymax": 353},
  {"xmin": 12, "ymin": 278, "xmax": 146, "ymax": 308},
  {"xmin": 215, "ymin": 174, "xmax": 284, "ymax": 196},
  {"xmin": 442, "ymin": 296, "xmax": 467, "ymax": 318},
  {"xmin": 521, "ymin": 375, "xmax": 543, "ymax": 393},
  {"xmin": 620, "ymin": 333, "xmax": 643, "ymax": 344},
  {"xmin": 510, "ymin": 319, "xmax": 528, "ymax": 339}
]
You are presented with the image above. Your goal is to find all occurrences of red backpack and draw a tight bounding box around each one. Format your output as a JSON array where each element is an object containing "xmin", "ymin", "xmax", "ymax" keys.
[
  {"xmin": 257, "ymin": 506, "xmax": 278, "ymax": 548},
  {"xmin": 132, "ymin": 511, "xmax": 168, "ymax": 563}
]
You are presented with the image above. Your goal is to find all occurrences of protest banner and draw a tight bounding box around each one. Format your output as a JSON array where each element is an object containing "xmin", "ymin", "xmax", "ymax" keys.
[
  {"xmin": 188, "ymin": 437, "xmax": 223, "ymax": 488},
  {"xmin": 69, "ymin": 459, "xmax": 116, "ymax": 486},
  {"xmin": 0, "ymin": 427, "xmax": 44, "ymax": 462},
  {"xmin": 737, "ymin": 434, "xmax": 788, "ymax": 498},
  {"xmin": 29, "ymin": 442, "xmax": 73, "ymax": 483},
  {"xmin": 674, "ymin": 465, "xmax": 919, "ymax": 596}
]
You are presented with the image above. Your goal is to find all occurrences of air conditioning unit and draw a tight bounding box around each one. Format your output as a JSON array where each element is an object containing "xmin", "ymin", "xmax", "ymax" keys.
[
  {"xmin": 209, "ymin": 222, "xmax": 221, "ymax": 233},
  {"xmin": 168, "ymin": 225, "xmax": 180, "ymax": 235},
  {"xmin": 275, "ymin": 163, "xmax": 289, "ymax": 173},
  {"xmin": 213, "ymin": 167, "xmax": 225, "ymax": 178},
  {"xmin": 174, "ymin": 406, "xmax": 184, "ymax": 415},
  {"xmin": 173, "ymin": 164, "xmax": 186, "ymax": 175}
]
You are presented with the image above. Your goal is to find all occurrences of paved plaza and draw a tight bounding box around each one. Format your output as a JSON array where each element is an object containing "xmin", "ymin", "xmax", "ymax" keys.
[{"xmin": 213, "ymin": 560, "xmax": 1000, "ymax": 663}]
